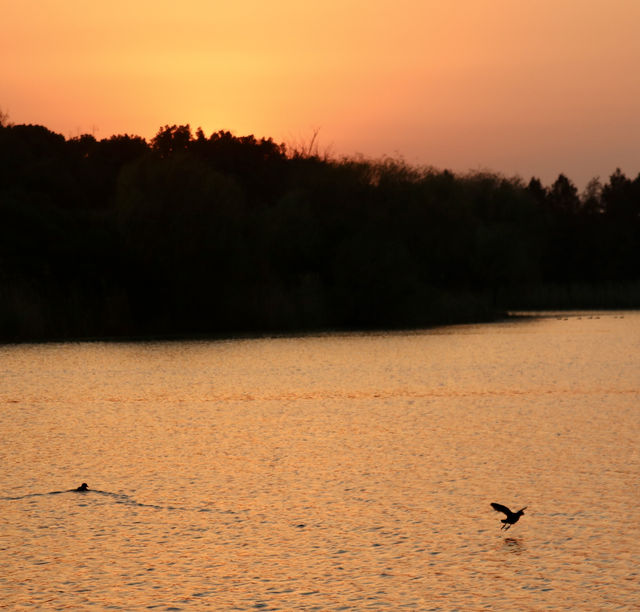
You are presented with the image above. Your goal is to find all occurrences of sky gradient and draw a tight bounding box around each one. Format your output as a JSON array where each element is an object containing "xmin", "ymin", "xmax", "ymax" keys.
[{"xmin": 2, "ymin": 0, "xmax": 639, "ymax": 187}]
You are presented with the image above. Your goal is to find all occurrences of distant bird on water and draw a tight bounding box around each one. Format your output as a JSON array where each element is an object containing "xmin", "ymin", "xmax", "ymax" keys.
[
  {"xmin": 491, "ymin": 502, "xmax": 527, "ymax": 530},
  {"xmin": 75, "ymin": 483, "xmax": 89, "ymax": 492}
]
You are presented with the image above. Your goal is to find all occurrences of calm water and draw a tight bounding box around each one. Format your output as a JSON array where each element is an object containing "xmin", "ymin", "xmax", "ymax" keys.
[{"xmin": 1, "ymin": 312, "xmax": 639, "ymax": 610}]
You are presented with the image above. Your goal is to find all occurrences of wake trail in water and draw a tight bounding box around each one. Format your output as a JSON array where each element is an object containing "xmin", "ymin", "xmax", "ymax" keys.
[{"xmin": 1, "ymin": 488, "xmax": 238, "ymax": 514}]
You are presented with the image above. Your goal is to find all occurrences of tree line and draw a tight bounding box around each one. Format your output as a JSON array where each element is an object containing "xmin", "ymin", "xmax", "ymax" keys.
[{"xmin": 1, "ymin": 121, "xmax": 638, "ymax": 342}]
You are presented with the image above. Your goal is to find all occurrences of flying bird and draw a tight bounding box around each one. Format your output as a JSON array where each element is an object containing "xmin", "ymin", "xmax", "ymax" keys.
[{"xmin": 491, "ymin": 502, "xmax": 527, "ymax": 530}]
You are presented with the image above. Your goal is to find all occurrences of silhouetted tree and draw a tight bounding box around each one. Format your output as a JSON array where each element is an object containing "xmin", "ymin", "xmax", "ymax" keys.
[
  {"xmin": 526, "ymin": 177, "xmax": 548, "ymax": 205},
  {"xmin": 602, "ymin": 168, "xmax": 639, "ymax": 220},
  {"xmin": 151, "ymin": 124, "xmax": 192, "ymax": 158},
  {"xmin": 548, "ymin": 174, "xmax": 581, "ymax": 215},
  {"xmin": 581, "ymin": 178, "xmax": 604, "ymax": 216}
]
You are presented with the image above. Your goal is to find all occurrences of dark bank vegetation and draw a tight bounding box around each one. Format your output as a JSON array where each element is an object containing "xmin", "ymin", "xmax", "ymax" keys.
[{"xmin": 1, "ymin": 119, "xmax": 639, "ymax": 342}]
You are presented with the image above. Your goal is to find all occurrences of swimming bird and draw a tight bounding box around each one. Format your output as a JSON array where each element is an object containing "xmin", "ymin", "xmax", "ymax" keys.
[
  {"xmin": 75, "ymin": 483, "xmax": 89, "ymax": 492},
  {"xmin": 491, "ymin": 502, "xmax": 527, "ymax": 530}
]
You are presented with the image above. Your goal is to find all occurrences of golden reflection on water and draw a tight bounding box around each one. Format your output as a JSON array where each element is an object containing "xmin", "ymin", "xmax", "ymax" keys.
[{"xmin": 1, "ymin": 312, "xmax": 639, "ymax": 610}]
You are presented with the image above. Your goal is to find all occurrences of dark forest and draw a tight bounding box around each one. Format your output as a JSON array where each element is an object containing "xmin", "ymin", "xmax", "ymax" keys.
[{"xmin": 1, "ymin": 121, "xmax": 639, "ymax": 342}]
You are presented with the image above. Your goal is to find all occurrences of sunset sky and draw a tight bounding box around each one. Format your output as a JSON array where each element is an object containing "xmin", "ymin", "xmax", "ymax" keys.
[{"xmin": 2, "ymin": 0, "xmax": 639, "ymax": 187}]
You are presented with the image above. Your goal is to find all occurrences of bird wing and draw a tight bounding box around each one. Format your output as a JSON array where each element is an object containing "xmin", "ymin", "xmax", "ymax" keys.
[{"xmin": 491, "ymin": 502, "xmax": 512, "ymax": 515}]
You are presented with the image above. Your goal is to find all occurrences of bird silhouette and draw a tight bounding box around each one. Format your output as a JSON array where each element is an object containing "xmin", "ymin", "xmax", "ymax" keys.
[
  {"xmin": 75, "ymin": 483, "xmax": 89, "ymax": 492},
  {"xmin": 491, "ymin": 502, "xmax": 527, "ymax": 530}
]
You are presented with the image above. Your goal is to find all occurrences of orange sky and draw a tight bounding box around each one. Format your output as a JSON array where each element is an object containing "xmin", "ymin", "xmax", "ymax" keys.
[{"xmin": 2, "ymin": 0, "xmax": 639, "ymax": 187}]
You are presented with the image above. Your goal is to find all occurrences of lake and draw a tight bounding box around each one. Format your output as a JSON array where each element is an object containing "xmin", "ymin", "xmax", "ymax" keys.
[{"xmin": 1, "ymin": 312, "xmax": 638, "ymax": 610}]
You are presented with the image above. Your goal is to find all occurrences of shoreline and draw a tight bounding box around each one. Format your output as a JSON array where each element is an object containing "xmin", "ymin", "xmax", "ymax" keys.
[{"xmin": 2, "ymin": 308, "xmax": 636, "ymax": 347}]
